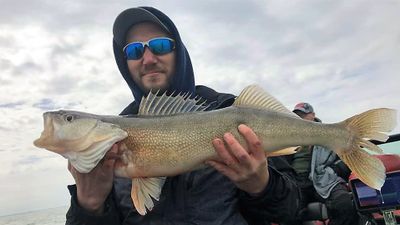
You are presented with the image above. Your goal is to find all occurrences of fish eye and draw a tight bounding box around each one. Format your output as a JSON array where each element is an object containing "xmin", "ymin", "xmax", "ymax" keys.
[{"xmin": 65, "ymin": 115, "xmax": 74, "ymax": 122}]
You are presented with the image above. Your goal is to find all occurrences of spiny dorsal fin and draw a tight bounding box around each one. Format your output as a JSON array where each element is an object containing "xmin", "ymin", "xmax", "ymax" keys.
[
  {"xmin": 138, "ymin": 91, "xmax": 208, "ymax": 116},
  {"xmin": 131, "ymin": 177, "xmax": 166, "ymax": 215},
  {"xmin": 234, "ymin": 85, "xmax": 297, "ymax": 117}
]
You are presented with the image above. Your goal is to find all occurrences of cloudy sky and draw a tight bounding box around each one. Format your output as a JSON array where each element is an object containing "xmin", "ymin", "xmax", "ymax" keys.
[{"xmin": 1, "ymin": 0, "xmax": 399, "ymax": 216}]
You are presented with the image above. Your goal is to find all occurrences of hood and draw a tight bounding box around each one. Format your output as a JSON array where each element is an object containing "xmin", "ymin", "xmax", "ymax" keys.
[{"xmin": 112, "ymin": 7, "xmax": 195, "ymax": 105}]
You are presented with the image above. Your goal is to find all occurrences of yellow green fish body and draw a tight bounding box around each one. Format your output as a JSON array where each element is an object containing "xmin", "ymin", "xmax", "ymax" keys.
[
  {"xmin": 112, "ymin": 107, "xmax": 348, "ymax": 178},
  {"xmin": 33, "ymin": 85, "xmax": 397, "ymax": 215}
]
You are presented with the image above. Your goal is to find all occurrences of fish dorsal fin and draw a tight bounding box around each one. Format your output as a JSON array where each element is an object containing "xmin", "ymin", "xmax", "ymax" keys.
[
  {"xmin": 131, "ymin": 177, "xmax": 166, "ymax": 215},
  {"xmin": 233, "ymin": 85, "xmax": 297, "ymax": 117},
  {"xmin": 138, "ymin": 91, "xmax": 208, "ymax": 116}
]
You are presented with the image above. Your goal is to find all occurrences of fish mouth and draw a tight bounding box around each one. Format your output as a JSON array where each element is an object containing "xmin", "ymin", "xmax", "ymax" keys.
[{"xmin": 33, "ymin": 112, "xmax": 55, "ymax": 148}]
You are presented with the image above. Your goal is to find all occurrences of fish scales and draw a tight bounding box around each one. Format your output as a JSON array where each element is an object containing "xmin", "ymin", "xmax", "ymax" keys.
[{"xmin": 97, "ymin": 107, "xmax": 350, "ymax": 177}]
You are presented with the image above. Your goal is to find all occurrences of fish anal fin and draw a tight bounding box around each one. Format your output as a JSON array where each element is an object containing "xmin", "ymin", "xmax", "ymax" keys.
[
  {"xmin": 130, "ymin": 177, "xmax": 166, "ymax": 215},
  {"xmin": 266, "ymin": 146, "xmax": 300, "ymax": 157},
  {"xmin": 233, "ymin": 85, "xmax": 298, "ymax": 118}
]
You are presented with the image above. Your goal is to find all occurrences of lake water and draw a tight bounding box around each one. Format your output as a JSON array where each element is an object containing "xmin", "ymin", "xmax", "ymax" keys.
[{"xmin": 0, "ymin": 206, "xmax": 68, "ymax": 225}]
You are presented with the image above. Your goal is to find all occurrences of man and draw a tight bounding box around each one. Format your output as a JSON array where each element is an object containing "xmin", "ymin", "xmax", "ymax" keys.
[
  {"xmin": 288, "ymin": 102, "xmax": 357, "ymax": 225},
  {"xmin": 66, "ymin": 7, "xmax": 299, "ymax": 225}
]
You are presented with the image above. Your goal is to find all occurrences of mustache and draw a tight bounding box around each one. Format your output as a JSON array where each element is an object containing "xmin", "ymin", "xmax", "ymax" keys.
[{"xmin": 141, "ymin": 65, "xmax": 165, "ymax": 74}]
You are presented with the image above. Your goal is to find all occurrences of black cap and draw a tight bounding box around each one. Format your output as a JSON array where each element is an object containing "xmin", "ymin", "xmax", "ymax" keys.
[{"xmin": 113, "ymin": 7, "xmax": 171, "ymax": 47}]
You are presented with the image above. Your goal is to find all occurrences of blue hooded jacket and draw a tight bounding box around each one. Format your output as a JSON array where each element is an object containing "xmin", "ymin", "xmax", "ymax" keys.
[{"xmin": 112, "ymin": 7, "xmax": 196, "ymax": 112}]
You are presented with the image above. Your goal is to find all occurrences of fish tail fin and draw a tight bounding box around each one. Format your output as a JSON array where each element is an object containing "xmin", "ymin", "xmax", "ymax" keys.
[{"xmin": 337, "ymin": 108, "xmax": 397, "ymax": 190}]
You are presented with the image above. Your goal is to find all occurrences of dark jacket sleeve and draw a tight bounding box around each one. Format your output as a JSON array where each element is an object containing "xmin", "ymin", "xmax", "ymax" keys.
[
  {"xmin": 65, "ymin": 185, "xmax": 121, "ymax": 225},
  {"xmin": 238, "ymin": 157, "xmax": 300, "ymax": 225}
]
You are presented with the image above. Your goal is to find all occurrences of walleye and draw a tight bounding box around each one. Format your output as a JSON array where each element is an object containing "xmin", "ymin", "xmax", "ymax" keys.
[{"xmin": 34, "ymin": 85, "xmax": 397, "ymax": 215}]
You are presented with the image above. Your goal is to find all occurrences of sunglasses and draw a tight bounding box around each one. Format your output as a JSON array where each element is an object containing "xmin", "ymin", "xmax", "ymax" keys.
[{"xmin": 123, "ymin": 37, "xmax": 175, "ymax": 60}]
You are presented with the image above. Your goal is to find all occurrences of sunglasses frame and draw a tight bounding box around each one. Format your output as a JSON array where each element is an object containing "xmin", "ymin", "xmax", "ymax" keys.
[{"xmin": 123, "ymin": 37, "xmax": 176, "ymax": 60}]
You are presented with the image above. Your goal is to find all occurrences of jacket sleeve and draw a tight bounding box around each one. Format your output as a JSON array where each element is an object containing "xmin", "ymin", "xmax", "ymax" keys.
[
  {"xmin": 238, "ymin": 158, "xmax": 300, "ymax": 224},
  {"xmin": 65, "ymin": 185, "xmax": 121, "ymax": 225}
]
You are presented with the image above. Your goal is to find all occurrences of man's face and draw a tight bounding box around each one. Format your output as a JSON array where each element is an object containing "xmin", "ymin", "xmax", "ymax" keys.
[
  {"xmin": 294, "ymin": 111, "xmax": 315, "ymax": 121},
  {"xmin": 125, "ymin": 22, "xmax": 176, "ymax": 93}
]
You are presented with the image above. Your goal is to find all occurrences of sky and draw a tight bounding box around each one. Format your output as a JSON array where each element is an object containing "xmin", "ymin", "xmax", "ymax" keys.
[{"xmin": 1, "ymin": 0, "xmax": 399, "ymax": 216}]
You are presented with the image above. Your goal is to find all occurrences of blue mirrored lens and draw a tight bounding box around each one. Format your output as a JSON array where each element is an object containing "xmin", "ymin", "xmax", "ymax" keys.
[
  {"xmin": 124, "ymin": 43, "xmax": 144, "ymax": 60},
  {"xmin": 148, "ymin": 38, "xmax": 174, "ymax": 54}
]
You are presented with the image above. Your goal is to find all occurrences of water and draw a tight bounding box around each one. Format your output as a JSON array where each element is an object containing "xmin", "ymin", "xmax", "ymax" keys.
[{"xmin": 0, "ymin": 206, "xmax": 68, "ymax": 225}]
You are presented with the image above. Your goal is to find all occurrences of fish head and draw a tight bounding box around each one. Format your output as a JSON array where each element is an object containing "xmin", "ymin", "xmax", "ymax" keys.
[{"xmin": 34, "ymin": 110, "xmax": 126, "ymax": 154}]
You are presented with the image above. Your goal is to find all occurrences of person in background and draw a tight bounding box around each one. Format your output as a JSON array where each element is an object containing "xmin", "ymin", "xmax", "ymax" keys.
[
  {"xmin": 65, "ymin": 6, "xmax": 299, "ymax": 225},
  {"xmin": 287, "ymin": 102, "xmax": 357, "ymax": 225}
]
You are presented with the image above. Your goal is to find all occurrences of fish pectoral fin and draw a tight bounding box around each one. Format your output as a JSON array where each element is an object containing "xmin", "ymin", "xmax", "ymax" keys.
[
  {"xmin": 131, "ymin": 177, "xmax": 166, "ymax": 215},
  {"xmin": 266, "ymin": 146, "xmax": 300, "ymax": 157},
  {"xmin": 233, "ymin": 85, "xmax": 298, "ymax": 118}
]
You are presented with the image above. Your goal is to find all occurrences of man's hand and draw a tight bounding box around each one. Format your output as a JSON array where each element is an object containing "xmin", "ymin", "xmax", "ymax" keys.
[
  {"xmin": 68, "ymin": 144, "xmax": 119, "ymax": 214},
  {"xmin": 207, "ymin": 124, "xmax": 269, "ymax": 195}
]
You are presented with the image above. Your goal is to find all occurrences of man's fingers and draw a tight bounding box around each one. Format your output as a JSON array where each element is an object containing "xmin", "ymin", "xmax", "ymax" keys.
[
  {"xmin": 68, "ymin": 161, "xmax": 79, "ymax": 180},
  {"xmin": 212, "ymin": 138, "xmax": 239, "ymax": 168},
  {"xmin": 104, "ymin": 144, "xmax": 120, "ymax": 160},
  {"xmin": 103, "ymin": 144, "xmax": 119, "ymax": 168},
  {"xmin": 207, "ymin": 161, "xmax": 240, "ymax": 182},
  {"xmin": 222, "ymin": 132, "xmax": 253, "ymax": 168},
  {"xmin": 68, "ymin": 161, "xmax": 80, "ymax": 181},
  {"xmin": 68, "ymin": 161, "xmax": 79, "ymax": 174},
  {"xmin": 238, "ymin": 124, "xmax": 265, "ymax": 159}
]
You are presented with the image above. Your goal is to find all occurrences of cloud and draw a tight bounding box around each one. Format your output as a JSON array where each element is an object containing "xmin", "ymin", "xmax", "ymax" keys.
[
  {"xmin": 0, "ymin": 101, "xmax": 25, "ymax": 108},
  {"xmin": 12, "ymin": 61, "xmax": 44, "ymax": 76},
  {"xmin": 32, "ymin": 98, "xmax": 59, "ymax": 111},
  {"xmin": 17, "ymin": 155, "xmax": 44, "ymax": 165}
]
